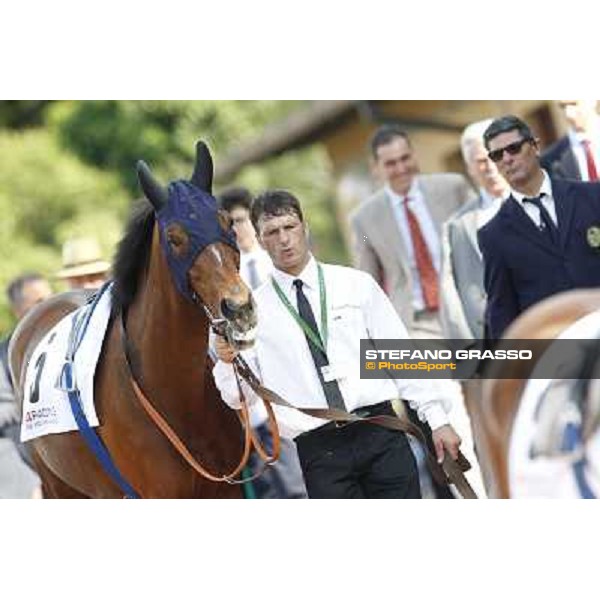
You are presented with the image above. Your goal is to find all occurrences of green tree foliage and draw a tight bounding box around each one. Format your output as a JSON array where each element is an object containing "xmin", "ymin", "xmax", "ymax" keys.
[
  {"xmin": 0, "ymin": 101, "xmax": 53, "ymax": 129},
  {"xmin": 0, "ymin": 128, "xmax": 129, "ymax": 333},
  {"xmin": 0, "ymin": 100, "xmax": 345, "ymax": 336},
  {"xmin": 48, "ymin": 100, "xmax": 346, "ymax": 262},
  {"xmin": 234, "ymin": 147, "xmax": 347, "ymax": 264},
  {"xmin": 48, "ymin": 101, "xmax": 305, "ymax": 194}
]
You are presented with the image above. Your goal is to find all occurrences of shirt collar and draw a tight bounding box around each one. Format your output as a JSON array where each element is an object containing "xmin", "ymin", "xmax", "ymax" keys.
[
  {"xmin": 508, "ymin": 169, "xmax": 554, "ymax": 203},
  {"xmin": 568, "ymin": 120, "xmax": 600, "ymax": 146},
  {"xmin": 271, "ymin": 254, "xmax": 318, "ymax": 295},
  {"xmin": 479, "ymin": 188, "xmax": 496, "ymax": 208},
  {"xmin": 385, "ymin": 177, "xmax": 421, "ymax": 205}
]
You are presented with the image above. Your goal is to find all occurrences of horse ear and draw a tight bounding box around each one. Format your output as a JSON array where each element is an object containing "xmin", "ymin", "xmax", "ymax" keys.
[
  {"xmin": 137, "ymin": 160, "xmax": 168, "ymax": 211},
  {"xmin": 190, "ymin": 141, "xmax": 214, "ymax": 194}
]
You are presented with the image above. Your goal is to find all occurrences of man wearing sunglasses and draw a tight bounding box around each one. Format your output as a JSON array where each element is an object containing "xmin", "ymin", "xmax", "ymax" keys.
[{"xmin": 478, "ymin": 115, "xmax": 600, "ymax": 340}]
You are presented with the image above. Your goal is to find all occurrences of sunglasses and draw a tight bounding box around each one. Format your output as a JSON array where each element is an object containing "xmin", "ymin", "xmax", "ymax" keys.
[{"xmin": 488, "ymin": 138, "xmax": 533, "ymax": 163}]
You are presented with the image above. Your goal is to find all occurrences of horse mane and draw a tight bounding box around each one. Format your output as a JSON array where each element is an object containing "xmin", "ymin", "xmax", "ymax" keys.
[{"xmin": 111, "ymin": 198, "xmax": 156, "ymax": 314}]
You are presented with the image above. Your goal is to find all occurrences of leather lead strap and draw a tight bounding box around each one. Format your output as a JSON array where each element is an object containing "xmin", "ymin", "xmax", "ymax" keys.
[
  {"xmin": 120, "ymin": 311, "xmax": 280, "ymax": 485},
  {"xmin": 233, "ymin": 355, "xmax": 478, "ymax": 499}
]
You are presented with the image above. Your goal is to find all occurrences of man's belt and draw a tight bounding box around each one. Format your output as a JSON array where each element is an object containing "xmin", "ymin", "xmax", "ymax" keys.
[{"xmin": 232, "ymin": 357, "xmax": 477, "ymax": 499}]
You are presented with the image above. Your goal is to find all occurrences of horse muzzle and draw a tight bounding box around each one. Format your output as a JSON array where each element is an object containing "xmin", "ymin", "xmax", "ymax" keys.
[{"xmin": 219, "ymin": 297, "xmax": 257, "ymax": 351}]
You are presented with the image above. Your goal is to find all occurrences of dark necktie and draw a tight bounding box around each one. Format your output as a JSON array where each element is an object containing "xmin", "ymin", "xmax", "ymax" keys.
[
  {"xmin": 402, "ymin": 197, "xmax": 439, "ymax": 311},
  {"xmin": 293, "ymin": 279, "xmax": 346, "ymax": 411},
  {"xmin": 523, "ymin": 193, "xmax": 559, "ymax": 243},
  {"xmin": 582, "ymin": 139, "xmax": 598, "ymax": 181}
]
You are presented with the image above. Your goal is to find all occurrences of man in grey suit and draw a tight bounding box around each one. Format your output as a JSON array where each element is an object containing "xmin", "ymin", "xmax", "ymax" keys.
[
  {"xmin": 438, "ymin": 122, "xmax": 510, "ymax": 496},
  {"xmin": 440, "ymin": 119, "xmax": 510, "ymax": 345},
  {"xmin": 349, "ymin": 125, "xmax": 487, "ymax": 498},
  {"xmin": 350, "ymin": 124, "xmax": 475, "ymax": 337}
]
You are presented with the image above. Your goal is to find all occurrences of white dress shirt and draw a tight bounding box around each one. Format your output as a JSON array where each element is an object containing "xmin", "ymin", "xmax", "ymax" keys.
[
  {"xmin": 386, "ymin": 180, "xmax": 441, "ymax": 311},
  {"xmin": 238, "ymin": 246, "xmax": 273, "ymax": 428},
  {"xmin": 240, "ymin": 246, "xmax": 273, "ymax": 290},
  {"xmin": 213, "ymin": 256, "xmax": 452, "ymax": 439},
  {"xmin": 568, "ymin": 126, "xmax": 600, "ymax": 181},
  {"xmin": 509, "ymin": 170, "xmax": 559, "ymax": 228},
  {"xmin": 476, "ymin": 188, "xmax": 504, "ymax": 233}
]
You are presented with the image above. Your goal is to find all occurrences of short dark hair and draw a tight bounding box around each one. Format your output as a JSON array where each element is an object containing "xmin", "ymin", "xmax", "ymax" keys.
[
  {"xmin": 370, "ymin": 124, "xmax": 411, "ymax": 158},
  {"xmin": 483, "ymin": 115, "xmax": 535, "ymax": 150},
  {"xmin": 251, "ymin": 189, "xmax": 304, "ymax": 232},
  {"xmin": 6, "ymin": 273, "xmax": 45, "ymax": 310},
  {"xmin": 217, "ymin": 186, "xmax": 252, "ymax": 213}
]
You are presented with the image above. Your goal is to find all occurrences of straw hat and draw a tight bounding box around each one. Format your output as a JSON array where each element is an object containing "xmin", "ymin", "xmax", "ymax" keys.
[{"xmin": 56, "ymin": 237, "xmax": 111, "ymax": 279}]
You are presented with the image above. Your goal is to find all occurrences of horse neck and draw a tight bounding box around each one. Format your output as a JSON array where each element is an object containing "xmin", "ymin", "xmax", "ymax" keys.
[{"xmin": 126, "ymin": 236, "xmax": 210, "ymax": 395}]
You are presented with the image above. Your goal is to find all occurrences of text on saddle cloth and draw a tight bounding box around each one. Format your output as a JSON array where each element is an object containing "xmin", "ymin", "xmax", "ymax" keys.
[{"xmin": 21, "ymin": 283, "xmax": 113, "ymax": 442}]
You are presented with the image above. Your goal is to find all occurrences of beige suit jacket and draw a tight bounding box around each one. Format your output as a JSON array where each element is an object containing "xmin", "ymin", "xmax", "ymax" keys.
[{"xmin": 349, "ymin": 173, "xmax": 475, "ymax": 329}]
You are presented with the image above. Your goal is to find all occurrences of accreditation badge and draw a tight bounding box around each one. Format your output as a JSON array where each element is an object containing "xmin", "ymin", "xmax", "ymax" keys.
[{"xmin": 586, "ymin": 225, "xmax": 600, "ymax": 249}]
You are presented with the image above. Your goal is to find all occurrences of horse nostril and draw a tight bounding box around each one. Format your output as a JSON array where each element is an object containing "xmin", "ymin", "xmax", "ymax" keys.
[
  {"xmin": 221, "ymin": 298, "xmax": 237, "ymax": 320},
  {"xmin": 221, "ymin": 297, "xmax": 256, "ymax": 324}
]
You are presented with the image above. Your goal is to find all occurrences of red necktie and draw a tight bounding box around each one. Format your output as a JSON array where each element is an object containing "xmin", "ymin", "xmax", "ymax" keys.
[
  {"xmin": 403, "ymin": 197, "xmax": 439, "ymax": 311},
  {"xmin": 582, "ymin": 140, "xmax": 598, "ymax": 181}
]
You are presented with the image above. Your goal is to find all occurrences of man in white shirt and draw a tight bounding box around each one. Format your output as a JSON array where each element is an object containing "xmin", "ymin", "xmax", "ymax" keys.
[
  {"xmin": 542, "ymin": 100, "xmax": 600, "ymax": 181},
  {"xmin": 220, "ymin": 188, "xmax": 273, "ymax": 288},
  {"xmin": 213, "ymin": 189, "xmax": 461, "ymax": 498},
  {"xmin": 218, "ymin": 187, "xmax": 307, "ymax": 498}
]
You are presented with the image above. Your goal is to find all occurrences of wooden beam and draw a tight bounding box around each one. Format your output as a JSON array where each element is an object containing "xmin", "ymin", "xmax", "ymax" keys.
[{"xmin": 215, "ymin": 100, "xmax": 357, "ymax": 183}]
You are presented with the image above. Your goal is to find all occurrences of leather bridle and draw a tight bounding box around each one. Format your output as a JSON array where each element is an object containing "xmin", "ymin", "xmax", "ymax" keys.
[{"xmin": 119, "ymin": 302, "xmax": 281, "ymax": 486}]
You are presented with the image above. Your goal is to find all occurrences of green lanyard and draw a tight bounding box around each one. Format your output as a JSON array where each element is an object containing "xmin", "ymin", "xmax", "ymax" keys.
[{"xmin": 271, "ymin": 263, "xmax": 328, "ymax": 354}]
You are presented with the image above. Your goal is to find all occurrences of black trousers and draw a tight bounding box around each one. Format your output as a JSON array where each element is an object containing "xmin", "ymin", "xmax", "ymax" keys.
[{"xmin": 294, "ymin": 401, "xmax": 420, "ymax": 499}]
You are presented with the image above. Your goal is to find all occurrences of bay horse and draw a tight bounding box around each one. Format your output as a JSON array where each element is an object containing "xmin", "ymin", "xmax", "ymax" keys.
[
  {"xmin": 467, "ymin": 289, "xmax": 600, "ymax": 498},
  {"xmin": 9, "ymin": 141, "xmax": 259, "ymax": 498}
]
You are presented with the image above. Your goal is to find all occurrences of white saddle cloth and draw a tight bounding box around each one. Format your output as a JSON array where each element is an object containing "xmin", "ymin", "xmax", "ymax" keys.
[
  {"xmin": 509, "ymin": 309, "xmax": 600, "ymax": 498},
  {"xmin": 20, "ymin": 285, "xmax": 113, "ymax": 442}
]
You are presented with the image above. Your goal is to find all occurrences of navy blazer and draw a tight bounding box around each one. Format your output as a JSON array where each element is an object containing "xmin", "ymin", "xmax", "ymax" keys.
[
  {"xmin": 477, "ymin": 178, "xmax": 600, "ymax": 340},
  {"xmin": 541, "ymin": 136, "xmax": 582, "ymax": 180}
]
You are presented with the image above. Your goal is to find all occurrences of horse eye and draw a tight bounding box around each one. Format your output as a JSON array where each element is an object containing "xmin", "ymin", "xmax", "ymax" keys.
[
  {"xmin": 168, "ymin": 234, "xmax": 182, "ymax": 247},
  {"xmin": 217, "ymin": 210, "xmax": 233, "ymax": 232}
]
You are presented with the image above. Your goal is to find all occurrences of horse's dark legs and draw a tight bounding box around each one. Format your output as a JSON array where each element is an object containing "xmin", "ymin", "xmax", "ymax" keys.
[{"xmin": 32, "ymin": 449, "xmax": 89, "ymax": 499}]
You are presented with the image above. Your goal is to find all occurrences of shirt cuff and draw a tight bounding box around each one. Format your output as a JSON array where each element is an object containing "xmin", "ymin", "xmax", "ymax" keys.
[
  {"xmin": 423, "ymin": 405, "xmax": 449, "ymax": 431},
  {"xmin": 212, "ymin": 360, "xmax": 241, "ymax": 409}
]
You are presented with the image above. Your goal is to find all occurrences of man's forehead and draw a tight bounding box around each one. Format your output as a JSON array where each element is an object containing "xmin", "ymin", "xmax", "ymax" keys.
[
  {"xmin": 19, "ymin": 280, "xmax": 51, "ymax": 308},
  {"xmin": 488, "ymin": 129, "xmax": 522, "ymax": 147},
  {"xmin": 258, "ymin": 211, "xmax": 300, "ymax": 229},
  {"xmin": 469, "ymin": 142, "xmax": 488, "ymax": 159},
  {"xmin": 377, "ymin": 136, "xmax": 411, "ymax": 159}
]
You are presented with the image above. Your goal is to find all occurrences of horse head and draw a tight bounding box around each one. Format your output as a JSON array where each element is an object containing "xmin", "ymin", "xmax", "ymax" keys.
[{"xmin": 137, "ymin": 141, "xmax": 257, "ymax": 350}]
